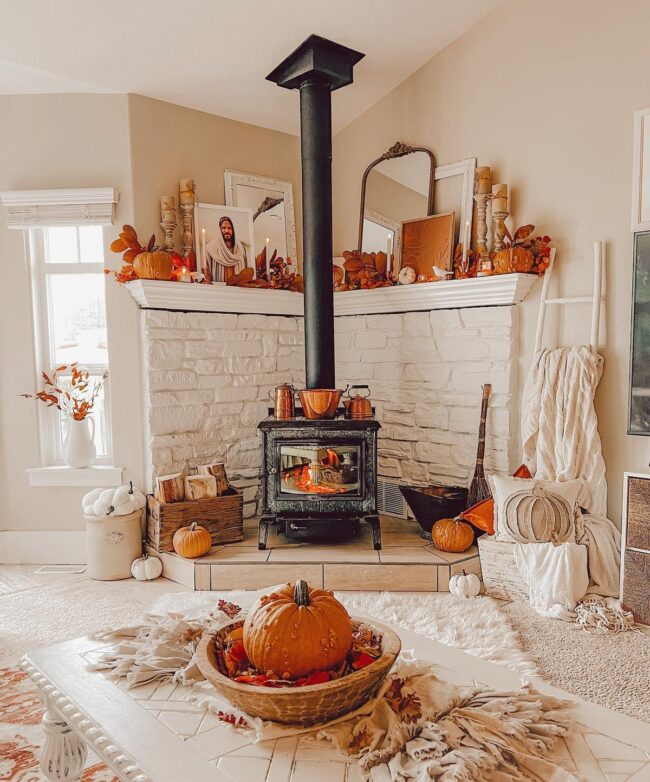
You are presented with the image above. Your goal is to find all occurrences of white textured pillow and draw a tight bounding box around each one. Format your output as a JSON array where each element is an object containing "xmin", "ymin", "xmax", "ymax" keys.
[{"xmin": 491, "ymin": 475, "xmax": 581, "ymax": 543}]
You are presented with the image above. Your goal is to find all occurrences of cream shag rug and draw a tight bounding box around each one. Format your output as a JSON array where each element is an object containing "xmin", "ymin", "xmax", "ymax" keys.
[
  {"xmin": 152, "ymin": 590, "xmax": 538, "ymax": 676},
  {"xmin": 504, "ymin": 599, "xmax": 650, "ymax": 722}
]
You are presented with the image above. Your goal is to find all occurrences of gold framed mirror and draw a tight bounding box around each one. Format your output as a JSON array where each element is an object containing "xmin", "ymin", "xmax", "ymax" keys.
[{"xmin": 357, "ymin": 142, "xmax": 436, "ymax": 256}]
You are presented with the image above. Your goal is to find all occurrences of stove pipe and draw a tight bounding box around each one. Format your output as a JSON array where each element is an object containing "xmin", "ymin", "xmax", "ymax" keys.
[{"xmin": 267, "ymin": 35, "xmax": 364, "ymax": 389}]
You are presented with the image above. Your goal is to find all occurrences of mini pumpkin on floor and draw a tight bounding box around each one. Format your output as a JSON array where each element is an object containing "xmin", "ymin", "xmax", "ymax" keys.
[
  {"xmin": 430, "ymin": 517, "xmax": 474, "ymax": 552},
  {"xmin": 449, "ymin": 570, "xmax": 482, "ymax": 598},
  {"xmin": 172, "ymin": 522, "xmax": 212, "ymax": 558}
]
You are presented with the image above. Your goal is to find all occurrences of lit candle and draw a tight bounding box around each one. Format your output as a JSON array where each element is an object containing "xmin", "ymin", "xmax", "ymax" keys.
[
  {"xmin": 462, "ymin": 220, "xmax": 470, "ymax": 268},
  {"xmin": 179, "ymin": 266, "xmax": 192, "ymax": 283},
  {"xmin": 476, "ymin": 166, "xmax": 491, "ymax": 194},
  {"xmin": 492, "ymin": 183, "xmax": 508, "ymax": 213},
  {"xmin": 201, "ymin": 228, "xmax": 206, "ymax": 270},
  {"xmin": 265, "ymin": 237, "xmax": 271, "ymax": 279},
  {"xmin": 386, "ymin": 233, "xmax": 393, "ymax": 278}
]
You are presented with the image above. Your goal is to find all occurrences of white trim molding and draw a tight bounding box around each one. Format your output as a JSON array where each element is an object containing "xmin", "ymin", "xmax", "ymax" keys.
[
  {"xmin": 126, "ymin": 273, "xmax": 538, "ymax": 316},
  {"xmin": 632, "ymin": 108, "xmax": 650, "ymax": 231},
  {"xmin": 26, "ymin": 465, "xmax": 123, "ymax": 487},
  {"xmin": 0, "ymin": 531, "xmax": 86, "ymax": 564},
  {"xmin": 0, "ymin": 187, "xmax": 119, "ymax": 228}
]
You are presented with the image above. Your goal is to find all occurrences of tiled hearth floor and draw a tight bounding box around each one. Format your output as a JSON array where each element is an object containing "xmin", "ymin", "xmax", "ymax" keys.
[{"xmin": 150, "ymin": 515, "xmax": 481, "ymax": 591}]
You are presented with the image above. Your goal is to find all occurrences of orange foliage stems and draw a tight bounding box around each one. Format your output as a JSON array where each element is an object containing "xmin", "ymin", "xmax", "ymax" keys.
[
  {"xmin": 21, "ymin": 363, "xmax": 107, "ymax": 421},
  {"xmin": 243, "ymin": 581, "xmax": 353, "ymax": 679}
]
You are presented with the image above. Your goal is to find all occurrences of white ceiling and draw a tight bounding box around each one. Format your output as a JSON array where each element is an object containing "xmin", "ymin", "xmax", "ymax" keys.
[{"xmin": 0, "ymin": 0, "xmax": 502, "ymax": 135}]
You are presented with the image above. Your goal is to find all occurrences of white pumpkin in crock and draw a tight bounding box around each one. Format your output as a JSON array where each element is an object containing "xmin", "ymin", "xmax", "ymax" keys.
[
  {"xmin": 82, "ymin": 487, "xmax": 104, "ymax": 516},
  {"xmin": 449, "ymin": 570, "xmax": 481, "ymax": 598},
  {"xmin": 131, "ymin": 553, "xmax": 163, "ymax": 581},
  {"xmin": 93, "ymin": 482, "xmax": 146, "ymax": 516}
]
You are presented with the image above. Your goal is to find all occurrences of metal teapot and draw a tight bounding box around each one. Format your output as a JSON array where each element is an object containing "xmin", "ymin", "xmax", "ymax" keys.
[
  {"xmin": 269, "ymin": 383, "xmax": 296, "ymax": 419},
  {"xmin": 343, "ymin": 385, "xmax": 373, "ymax": 419}
]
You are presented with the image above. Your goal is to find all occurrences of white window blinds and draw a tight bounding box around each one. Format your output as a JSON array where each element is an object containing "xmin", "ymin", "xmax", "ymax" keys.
[{"xmin": 0, "ymin": 187, "xmax": 119, "ymax": 228}]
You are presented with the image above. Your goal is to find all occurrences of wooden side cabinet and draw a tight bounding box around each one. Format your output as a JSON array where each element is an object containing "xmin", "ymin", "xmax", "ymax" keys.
[{"xmin": 620, "ymin": 472, "xmax": 650, "ymax": 624}]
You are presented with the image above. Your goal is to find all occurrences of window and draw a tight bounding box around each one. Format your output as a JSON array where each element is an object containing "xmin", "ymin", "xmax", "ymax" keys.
[{"xmin": 29, "ymin": 225, "xmax": 111, "ymax": 463}]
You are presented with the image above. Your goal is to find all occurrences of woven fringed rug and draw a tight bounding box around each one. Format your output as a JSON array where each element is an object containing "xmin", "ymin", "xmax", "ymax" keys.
[{"xmin": 91, "ymin": 599, "xmax": 578, "ymax": 782}]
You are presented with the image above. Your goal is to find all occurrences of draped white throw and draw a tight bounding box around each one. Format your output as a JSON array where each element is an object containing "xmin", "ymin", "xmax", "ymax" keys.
[{"xmin": 519, "ymin": 346, "xmax": 622, "ymax": 611}]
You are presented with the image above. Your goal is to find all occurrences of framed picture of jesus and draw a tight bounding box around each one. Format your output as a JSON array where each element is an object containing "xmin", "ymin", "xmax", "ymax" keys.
[{"xmin": 194, "ymin": 203, "xmax": 256, "ymax": 283}]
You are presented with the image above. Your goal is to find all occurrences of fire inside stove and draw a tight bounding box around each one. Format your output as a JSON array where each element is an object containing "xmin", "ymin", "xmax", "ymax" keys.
[{"xmin": 279, "ymin": 444, "xmax": 360, "ymax": 495}]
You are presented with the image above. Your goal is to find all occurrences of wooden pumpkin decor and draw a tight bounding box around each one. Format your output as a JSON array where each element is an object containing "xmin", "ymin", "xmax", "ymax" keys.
[
  {"xmin": 502, "ymin": 484, "xmax": 574, "ymax": 543},
  {"xmin": 172, "ymin": 522, "xmax": 212, "ymax": 558},
  {"xmin": 431, "ymin": 517, "xmax": 474, "ymax": 553},
  {"xmin": 243, "ymin": 580, "xmax": 353, "ymax": 679},
  {"xmin": 133, "ymin": 250, "xmax": 174, "ymax": 280}
]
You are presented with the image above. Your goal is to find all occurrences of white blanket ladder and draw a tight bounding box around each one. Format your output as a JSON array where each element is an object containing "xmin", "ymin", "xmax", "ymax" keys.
[{"xmin": 534, "ymin": 242, "xmax": 605, "ymax": 354}]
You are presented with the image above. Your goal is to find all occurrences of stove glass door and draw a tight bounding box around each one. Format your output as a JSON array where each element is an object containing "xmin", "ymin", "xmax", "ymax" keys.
[{"xmin": 278, "ymin": 443, "xmax": 360, "ymax": 496}]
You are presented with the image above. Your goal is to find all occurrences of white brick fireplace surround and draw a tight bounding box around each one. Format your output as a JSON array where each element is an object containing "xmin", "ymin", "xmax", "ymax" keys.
[{"xmin": 139, "ymin": 278, "xmax": 529, "ymax": 518}]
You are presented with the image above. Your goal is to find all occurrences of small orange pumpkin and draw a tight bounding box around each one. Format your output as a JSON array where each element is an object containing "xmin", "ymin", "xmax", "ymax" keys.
[
  {"xmin": 243, "ymin": 580, "xmax": 352, "ymax": 679},
  {"xmin": 431, "ymin": 517, "xmax": 474, "ymax": 553},
  {"xmin": 172, "ymin": 522, "xmax": 212, "ymax": 558},
  {"xmin": 493, "ymin": 246, "xmax": 534, "ymax": 274},
  {"xmin": 133, "ymin": 250, "xmax": 174, "ymax": 280}
]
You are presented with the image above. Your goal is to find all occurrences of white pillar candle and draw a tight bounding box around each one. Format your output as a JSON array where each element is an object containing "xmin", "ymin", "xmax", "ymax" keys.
[
  {"xmin": 201, "ymin": 228, "xmax": 206, "ymax": 269},
  {"xmin": 492, "ymin": 183, "xmax": 508, "ymax": 213},
  {"xmin": 386, "ymin": 233, "xmax": 393, "ymax": 277},
  {"xmin": 179, "ymin": 178, "xmax": 195, "ymax": 205},
  {"xmin": 265, "ymin": 237, "xmax": 271, "ymax": 279},
  {"xmin": 476, "ymin": 166, "xmax": 491, "ymax": 194},
  {"xmin": 160, "ymin": 195, "xmax": 176, "ymax": 222}
]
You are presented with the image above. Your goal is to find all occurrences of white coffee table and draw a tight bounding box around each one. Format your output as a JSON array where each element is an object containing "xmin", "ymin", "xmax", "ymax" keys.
[{"xmin": 21, "ymin": 621, "xmax": 650, "ymax": 782}]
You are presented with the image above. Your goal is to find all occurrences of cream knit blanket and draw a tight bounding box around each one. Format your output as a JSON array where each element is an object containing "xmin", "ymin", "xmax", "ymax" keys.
[{"xmin": 520, "ymin": 346, "xmax": 620, "ymax": 598}]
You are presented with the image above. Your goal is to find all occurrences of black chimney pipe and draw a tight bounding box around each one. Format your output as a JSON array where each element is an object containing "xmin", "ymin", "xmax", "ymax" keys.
[{"xmin": 267, "ymin": 36, "xmax": 364, "ymax": 389}]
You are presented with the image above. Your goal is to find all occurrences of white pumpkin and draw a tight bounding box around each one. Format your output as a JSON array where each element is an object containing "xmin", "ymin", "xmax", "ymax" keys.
[
  {"xmin": 449, "ymin": 570, "xmax": 481, "ymax": 598},
  {"xmin": 93, "ymin": 482, "xmax": 146, "ymax": 517},
  {"xmin": 82, "ymin": 487, "xmax": 104, "ymax": 516},
  {"xmin": 131, "ymin": 553, "xmax": 163, "ymax": 581}
]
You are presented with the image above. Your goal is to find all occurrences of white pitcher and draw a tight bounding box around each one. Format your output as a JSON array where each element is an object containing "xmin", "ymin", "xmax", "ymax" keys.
[{"xmin": 64, "ymin": 417, "xmax": 96, "ymax": 468}]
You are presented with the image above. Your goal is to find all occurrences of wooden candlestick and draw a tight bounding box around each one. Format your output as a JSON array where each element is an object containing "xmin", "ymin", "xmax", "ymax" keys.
[
  {"xmin": 160, "ymin": 195, "xmax": 177, "ymax": 252},
  {"xmin": 179, "ymin": 178, "xmax": 196, "ymax": 259}
]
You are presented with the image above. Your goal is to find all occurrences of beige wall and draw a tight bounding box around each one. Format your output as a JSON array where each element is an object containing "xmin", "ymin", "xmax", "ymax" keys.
[
  {"xmin": 0, "ymin": 93, "xmax": 136, "ymax": 535},
  {"xmin": 333, "ymin": 0, "xmax": 650, "ymax": 524},
  {"xmin": 127, "ymin": 94, "xmax": 302, "ymax": 269},
  {"xmin": 0, "ymin": 93, "xmax": 301, "ymax": 542}
]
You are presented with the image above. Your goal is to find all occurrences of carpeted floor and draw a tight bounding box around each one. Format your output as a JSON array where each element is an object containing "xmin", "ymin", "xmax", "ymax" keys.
[
  {"xmin": 1, "ymin": 563, "xmax": 649, "ymax": 782},
  {"xmin": 504, "ymin": 599, "xmax": 650, "ymax": 722}
]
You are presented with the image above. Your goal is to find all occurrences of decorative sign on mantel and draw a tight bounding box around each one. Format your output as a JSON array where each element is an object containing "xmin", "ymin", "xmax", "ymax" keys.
[{"xmin": 126, "ymin": 273, "xmax": 538, "ymax": 317}]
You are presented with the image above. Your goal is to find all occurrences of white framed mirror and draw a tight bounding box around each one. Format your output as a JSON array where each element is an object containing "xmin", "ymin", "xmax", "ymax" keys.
[{"xmin": 224, "ymin": 170, "xmax": 297, "ymax": 263}]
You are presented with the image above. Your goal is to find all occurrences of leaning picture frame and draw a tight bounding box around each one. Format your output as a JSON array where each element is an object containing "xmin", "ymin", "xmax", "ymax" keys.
[
  {"xmin": 433, "ymin": 158, "xmax": 476, "ymax": 245},
  {"xmin": 194, "ymin": 203, "xmax": 256, "ymax": 283},
  {"xmin": 224, "ymin": 170, "xmax": 297, "ymax": 264}
]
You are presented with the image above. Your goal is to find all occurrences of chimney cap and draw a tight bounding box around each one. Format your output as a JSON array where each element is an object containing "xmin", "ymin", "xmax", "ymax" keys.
[{"xmin": 266, "ymin": 34, "xmax": 364, "ymax": 91}]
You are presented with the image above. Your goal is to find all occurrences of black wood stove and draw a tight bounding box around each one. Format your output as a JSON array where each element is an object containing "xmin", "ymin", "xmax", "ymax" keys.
[
  {"xmin": 259, "ymin": 37, "xmax": 381, "ymax": 549},
  {"xmin": 258, "ymin": 411, "xmax": 381, "ymax": 550}
]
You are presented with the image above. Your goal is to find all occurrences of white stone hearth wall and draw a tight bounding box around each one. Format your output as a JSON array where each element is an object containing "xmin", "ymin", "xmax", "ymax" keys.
[{"xmin": 141, "ymin": 306, "xmax": 517, "ymax": 517}]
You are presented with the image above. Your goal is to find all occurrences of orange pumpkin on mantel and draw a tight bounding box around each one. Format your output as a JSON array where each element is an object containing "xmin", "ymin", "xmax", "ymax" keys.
[
  {"xmin": 431, "ymin": 517, "xmax": 474, "ymax": 553},
  {"xmin": 133, "ymin": 250, "xmax": 174, "ymax": 280},
  {"xmin": 493, "ymin": 246, "xmax": 534, "ymax": 274},
  {"xmin": 243, "ymin": 580, "xmax": 353, "ymax": 679},
  {"xmin": 172, "ymin": 522, "xmax": 212, "ymax": 558}
]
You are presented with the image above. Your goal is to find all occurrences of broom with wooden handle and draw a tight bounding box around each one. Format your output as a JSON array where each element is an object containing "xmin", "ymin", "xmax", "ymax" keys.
[{"xmin": 467, "ymin": 384, "xmax": 492, "ymax": 507}]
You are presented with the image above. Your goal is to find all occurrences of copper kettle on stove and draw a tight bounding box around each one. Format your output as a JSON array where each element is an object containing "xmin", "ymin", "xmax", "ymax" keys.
[{"xmin": 343, "ymin": 385, "xmax": 373, "ymax": 419}]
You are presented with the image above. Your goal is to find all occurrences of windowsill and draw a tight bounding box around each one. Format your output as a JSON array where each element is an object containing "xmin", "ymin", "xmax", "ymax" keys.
[{"xmin": 27, "ymin": 465, "xmax": 123, "ymax": 487}]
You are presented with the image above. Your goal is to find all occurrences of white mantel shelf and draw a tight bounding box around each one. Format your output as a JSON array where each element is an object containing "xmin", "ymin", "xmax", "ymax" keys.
[{"xmin": 126, "ymin": 273, "xmax": 538, "ymax": 317}]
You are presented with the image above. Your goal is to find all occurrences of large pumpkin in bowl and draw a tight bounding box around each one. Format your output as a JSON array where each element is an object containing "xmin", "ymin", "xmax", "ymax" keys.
[{"xmin": 243, "ymin": 580, "xmax": 352, "ymax": 679}]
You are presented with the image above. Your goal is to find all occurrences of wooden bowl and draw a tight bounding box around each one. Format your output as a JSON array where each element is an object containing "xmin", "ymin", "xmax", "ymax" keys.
[
  {"xmin": 298, "ymin": 389, "xmax": 344, "ymax": 419},
  {"xmin": 196, "ymin": 617, "xmax": 401, "ymax": 726}
]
